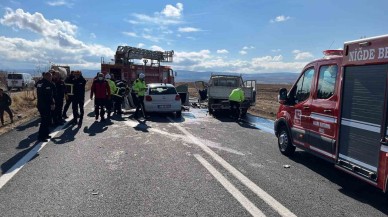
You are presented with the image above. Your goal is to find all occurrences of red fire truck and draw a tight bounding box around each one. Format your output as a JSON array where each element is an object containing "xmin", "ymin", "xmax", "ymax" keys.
[
  {"xmin": 275, "ymin": 35, "xmax": 388, "ymax": 193},
  {"xmin": 101, "ymin": 46, "xmax": 175, "ymax": 84}
]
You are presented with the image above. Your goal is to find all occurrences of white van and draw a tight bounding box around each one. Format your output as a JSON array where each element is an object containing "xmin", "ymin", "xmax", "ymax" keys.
[{"xmin": 7, "ymin": 73, "xmax": 35, "ymax": 90}]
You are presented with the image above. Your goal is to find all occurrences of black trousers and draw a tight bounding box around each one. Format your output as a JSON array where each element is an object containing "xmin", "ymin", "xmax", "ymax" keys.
[
  {"xmin": 0, "ymin": 107, "xmax": 13, "ymax": 124},
  {"xmin": 113, "ymin": 95, "xmax": 123, "ymax": 113},
  {"xmin": 106, "ymin": 98, "xmax": 113, "ymax": 116},
  {"xmin": 229, "ymin": 101, "xmax": 241, "ymax": 118},
  {"xmin": 53, "ymin": 98, "xmax": 64, "ymax": 124},
  {"xmin": 38, "ymin": 107, "xmax": 51, "ymax": 139},
  {"xmin": 135, "ymin": 96, "xmax": 144, "ymax": 118},
  {"xmin": 72, "ymin": 98, "xmax": 84, "ymax": 120},
  {"xmin": 94, "ymin": 98, "xmax": 106, "ymax": 119},
  {"xmin": 62, "ymin": 96, "xmax": 73, "ymax": 116}
]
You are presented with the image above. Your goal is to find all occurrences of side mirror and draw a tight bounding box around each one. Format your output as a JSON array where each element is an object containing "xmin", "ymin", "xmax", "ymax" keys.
[{"xmin": 278, "ymin": 88, "xmax": 288, "ymax": 104}]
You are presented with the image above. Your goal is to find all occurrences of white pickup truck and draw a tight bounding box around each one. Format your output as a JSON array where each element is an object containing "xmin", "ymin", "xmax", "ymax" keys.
[{"xmin": 203, "ymin": 75, "xmax": 256, "ymax": 116}]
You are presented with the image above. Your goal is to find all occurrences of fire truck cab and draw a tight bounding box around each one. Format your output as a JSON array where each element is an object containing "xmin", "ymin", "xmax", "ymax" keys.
[
  {"xmin": 275, "ymin": 35, "xmax": 388, "ymax": 192},
  {"xmin": 101, "ymin": 46, "xmax": 175, "ymax": 85}
]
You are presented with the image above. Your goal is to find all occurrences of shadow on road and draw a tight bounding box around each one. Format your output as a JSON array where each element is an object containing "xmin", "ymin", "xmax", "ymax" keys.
[
  {"xmin": 289, "ymin": 151, "xmax": 388, "ymax": 214},
  {"xmin": 15, "ymin": 118, "xmax": 40, "ymax": 131},
  {"xmin": 16, "ymin": 132, "xmax": 39, "ymax": 149},
  {"xmin": 1, "ymin": 143, "xmax": 39, "ymax": 174},
  {"xmin": 83, "ymin": 121, "xmax": 108, "ymax": 136},
  {"xmin": 51, "ymin": 124, "xmax": 81, "ymax": 145}
]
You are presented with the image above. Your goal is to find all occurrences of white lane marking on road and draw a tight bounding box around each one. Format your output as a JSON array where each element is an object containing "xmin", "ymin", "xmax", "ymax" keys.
[
  {"xmin": 194, "ymin": 154, "xmax": 266, "ymax": 217},
  {"xmin": 0, "ymin": 99, "xmax": 91, "ymax": 190},
  {"xmin": 167, "ymin": 117, "xmax": 296, "ymax": 217},
  {"xmin": 124, "ymin": 120, "xmax": 244, "ymax": 155}
]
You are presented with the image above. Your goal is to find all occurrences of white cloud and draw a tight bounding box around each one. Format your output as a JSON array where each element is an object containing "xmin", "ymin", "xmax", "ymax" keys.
[
  {"xmin": 292, "ymin": 50, "xmax": 314, "ymax": 60},
  {"xmin": 90, "ymin": 33, "xmax": 96, "ymax": 39},
  {"xmin": 137, "ymin": 43, "xmax": 145, "ymax": 48},
  {"xmin": 186, "ymin": 36, "xmax": 196, "ymax": 40},
  {"xmin": 270, "ymin": 15, "xmax": 291, "ymax": 23},
  {"xmin": 217, "ymin": 49, "xmax": 229, "ymax": 54},
  {"xmin": 178, "ymin": 27, "xmax": 201, "ymax": 32},
  {"xmin": 171, "ymin": 50, "xmax": 306, "ymax": 73},
  {"xmin": 161, "ymin": 3, "xmax": 183, "ymax": 18},
  {"xmin": 46, "ymin": 0, "xmax": 73, "ymax": 7},
  {"xmin": 239, "ymin": 50, "xmax": 247, "ymax": 55},
  {"xmin": 142, "ymin": 34, "xmax": 160, "ymax": 42},
  {"xmin": 271, "ymin": 49, "xmax": 281, "ymax": 52},
  {"xmin": 150, "ymin": 45, "xmax": 164, "ymax": 51},
  {"xmin": 122, "ymin": 32, "xmax": 138, "ymax": 37},
  {"xmin": 243, "ymin": 46, "xmax": 255, "ymax": 50},
  {"xmin": 0, "ymin": 8, "xmax": 114, "ymax": 69}
]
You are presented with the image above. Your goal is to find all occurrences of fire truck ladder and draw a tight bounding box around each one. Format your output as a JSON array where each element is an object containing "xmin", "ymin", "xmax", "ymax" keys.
[{"xmin": 115, "ymin": 46, "xmax": 174, "ymax": 66}]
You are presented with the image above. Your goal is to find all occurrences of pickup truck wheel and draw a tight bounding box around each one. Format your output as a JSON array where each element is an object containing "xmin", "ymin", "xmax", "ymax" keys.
[
  {"xmin": 278, "ymin": 126, "xmax": 295, "ymax": 156},
  {"xmin": 176, "ymin": 111, "xmax": 182, "ymax": 118},
  {"xmin": 241, "ymin": 108, "xmax": 248, "ymax": 117},
  {"xmin": 208, "ymin": 102, "xmax": 213, "ymax": 115}
]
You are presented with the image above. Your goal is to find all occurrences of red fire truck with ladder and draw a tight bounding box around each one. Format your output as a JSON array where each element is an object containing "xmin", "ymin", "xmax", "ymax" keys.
[
  {"xmin": 101, "ymin": 46, "xmax": 175, "ymax": 84},
  {"xmin": 275, "ymin": 34, "xmax": 388, "ymax": 193}
]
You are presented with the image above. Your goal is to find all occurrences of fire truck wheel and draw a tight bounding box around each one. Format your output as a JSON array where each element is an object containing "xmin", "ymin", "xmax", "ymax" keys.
[{"xmin": 278, "ymin": 126, "xmax": 295, "ymax": 156}]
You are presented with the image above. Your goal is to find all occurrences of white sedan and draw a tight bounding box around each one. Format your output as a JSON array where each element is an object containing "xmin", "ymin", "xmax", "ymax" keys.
[{"xmin": 144, "ymin": 83, "xmax": 182, "ymax": 117}]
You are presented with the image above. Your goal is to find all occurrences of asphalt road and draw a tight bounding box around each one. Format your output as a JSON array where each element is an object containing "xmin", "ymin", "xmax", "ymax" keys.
[{"xmin": 0, "ymin": 100, "xmax": 387, "ymax": 216}]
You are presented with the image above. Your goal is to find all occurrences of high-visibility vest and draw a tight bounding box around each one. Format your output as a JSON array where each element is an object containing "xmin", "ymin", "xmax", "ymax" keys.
[{"xmin": 229, "ymin": 88, "xmax": 245, "ymax": 102}]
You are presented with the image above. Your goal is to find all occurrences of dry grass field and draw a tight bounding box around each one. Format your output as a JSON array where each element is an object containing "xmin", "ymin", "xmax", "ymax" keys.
[{"xmin": 182, "ymin": 82, "xmax": 292, "ymax": 120}]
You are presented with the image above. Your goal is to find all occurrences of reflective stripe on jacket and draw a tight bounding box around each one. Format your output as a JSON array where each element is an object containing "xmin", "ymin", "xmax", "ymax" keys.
[
  {"xmin": 229, "ymin": 88, "xmax": 245, "ymax": 102},
  {"xmin": 133, "ymin": 79, "xmax": 146, "ymax": 96}
]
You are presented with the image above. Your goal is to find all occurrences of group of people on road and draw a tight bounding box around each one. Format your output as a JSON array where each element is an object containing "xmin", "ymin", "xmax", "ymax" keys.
[
  {"xmin": 36, "ymin": 70, "xmax": 86, "ymax": 142},
  {"xmin": 35, "ymin": 70, "xmax": 146, "ymax": 142}
]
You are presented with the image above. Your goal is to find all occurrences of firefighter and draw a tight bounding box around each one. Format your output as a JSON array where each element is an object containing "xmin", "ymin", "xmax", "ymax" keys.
[
  {"xmin": 36, "ymin": 72, "xmax": 55, "ymax": 142},
  {"xmin": 132, "ymin": 73, "xmax": 147, "ymax": 119},
  {"xmin": 52, "ymin": 70, "xmax": 66, "ymax": 126},
  {"xmin": 105, "ymin": 73, "xmax": 117, "ymax": 118},
  {"xmin": 228, "ymin": 87, "xmax": 245, "ymax": 120},
  {"xmin": 113, "ymin": 81, "xmax": 127, "ymax": 115},
  {"xmin": 0, "ymin": 88, "xmax": 13, "ymax": 126},
  {"xmin": 90, "ymin": 73, "xmax": 110, "ymax": 121},
  {"xmin": 62, "ymin": 71, "xmax": 75, "ymax": 119},
  {"xmin": 71, "ymin": 70, "xmax": 86, "ymax": 126}
]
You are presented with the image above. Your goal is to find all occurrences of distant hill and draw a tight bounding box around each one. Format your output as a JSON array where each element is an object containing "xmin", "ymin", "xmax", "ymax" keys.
[
  {"xmin": 1, "ymin": 68, "xmax": 299, "ymax": 84},
  {"xmin": 175, "ymin": 70, "xmax": 299, "ymax": 84}
]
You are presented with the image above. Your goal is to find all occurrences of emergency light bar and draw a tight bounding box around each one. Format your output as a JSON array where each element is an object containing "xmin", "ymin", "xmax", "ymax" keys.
[{"xmin": 323, "ymin": 50, "xmax": 343, "ymax": 56}]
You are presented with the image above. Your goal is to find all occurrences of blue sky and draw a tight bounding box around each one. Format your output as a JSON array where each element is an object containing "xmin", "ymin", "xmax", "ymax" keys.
[{"xmin": 0, "ymin": 0, "xmax": 388, "ymax": 74}]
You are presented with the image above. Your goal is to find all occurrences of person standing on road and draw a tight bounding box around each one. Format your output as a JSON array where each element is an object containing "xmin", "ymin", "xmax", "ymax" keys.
[
  {"xmin": 71, "ymin": 70, "xmax": 86, "ymax": 126},
  {"xmin": 105, "ymin": 73, "xmax": 117, "ymax": 119},
  {"xmin": 62, "ymin": 71, "xmax": 74, "ymax": 119},
  {"xmin": 52, "ymin": 70, "xmax": 66, "ymax": 126},
  {"xmin": 0, "ymin": 88, "xmax": 13, "ymax": 126},
  {"xmin": 132, "ymin": 73, "xmax": 147, "ymax": 119},
  {"xmin": 36, "ymin": 72, "xmax": 55, "ymax": 142},
  {"xmin": 90, "ymin": 73, "xmax": 111, "ymax": 122},
  {"xmin": 228, "ymin": 87, "xmax": 245, "ymax": 120}
]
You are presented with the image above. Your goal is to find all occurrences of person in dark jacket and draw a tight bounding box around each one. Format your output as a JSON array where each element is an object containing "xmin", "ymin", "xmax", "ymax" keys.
[
  {"xmin": 70, "ymin": 70, "xmax": 86, "ymax": 126},
  {"xmin": 0, "ymin": 88, "xmax": 13, "ymax": 126},
  {"xmin": 62, "ymin": 71, "xmax": 74, "ymax": 119},
  {"xmin": 52, "ymin": 70, "xmax": 66, "ymax": 126},
  {"xmin": 36, "ymin": 72, "xmax": 55, "ymax": 142},
  {"xmin": 90, "ymin": 73, "xmax": 111, "ymax": 121}
]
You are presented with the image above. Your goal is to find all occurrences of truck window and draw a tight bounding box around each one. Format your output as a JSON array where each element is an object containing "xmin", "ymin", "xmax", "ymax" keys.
[
  {"xmin": 295, "ymin": 68, "xmax": 315, "ymax": 103},
  {"xmin": 317, "ymin": 65, "xmax": 338, "ymax": 99}
]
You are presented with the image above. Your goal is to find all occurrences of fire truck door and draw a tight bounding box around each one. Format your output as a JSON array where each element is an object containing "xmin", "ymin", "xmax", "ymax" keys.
[
  {"xmin": 309, "ymin": 65, "xmax": 339, "ymax": 158},
  {"xmin": 289, "ymin": 68, "xmax": 315, "ymax": 146},
  {"xmin": 338, "ymin": 64, "xmax": 388, "ymax": 178}
]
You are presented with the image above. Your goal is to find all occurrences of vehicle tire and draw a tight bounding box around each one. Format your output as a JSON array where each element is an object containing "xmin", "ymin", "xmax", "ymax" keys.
[
  {"xmin": 208, "ymin": 100, "xmax": 213, "ymax": 115},
  {"xmin": 241, "ymin": 108, "xmax": 248, "ymax": 117},
  {"xmin": 278, "ymin": 125, "xmax": 295, "ymax": 156},
  {"xmin": 176, "ymin": 111, "xmax": 182, "ymax": 118}
]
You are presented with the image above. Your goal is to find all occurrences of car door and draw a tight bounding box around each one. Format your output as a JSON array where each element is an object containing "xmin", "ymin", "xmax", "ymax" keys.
[
  {"xmin": 309, "ymin": 63, "xmax": 339, "ymax": 159},
  {"xmin": 288, "ymin": 67, "xmax": 316, "ymax": 146}
]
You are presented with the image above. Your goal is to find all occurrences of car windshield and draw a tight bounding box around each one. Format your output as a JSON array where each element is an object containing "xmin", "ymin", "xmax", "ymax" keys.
[
  {"xmin": 8, "ymin": 74, "xmax": 22, "ymax": 79},
  {"xmin": 149, "ymin": 86, "xmax": 177, "ymax": 95}
]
